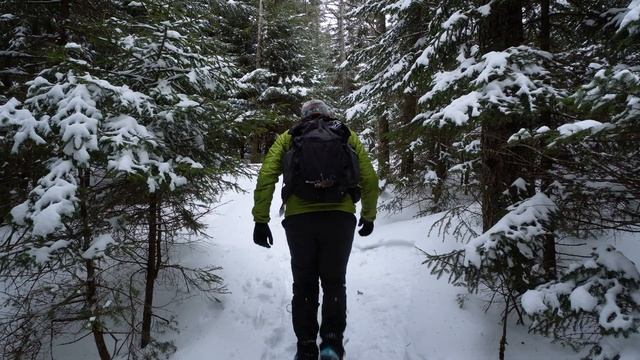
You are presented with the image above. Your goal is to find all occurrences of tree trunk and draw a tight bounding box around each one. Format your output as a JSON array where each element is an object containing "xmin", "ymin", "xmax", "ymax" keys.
[
  {"xmin": 499, "ymin": 301, "xmax": 510, "ymax": 360},
  {"xmin": 399, "ymin": 93, "xmax": 417, "ymax": 177},
  {"xmin": 539, "ymin": 0, "xmax": 556, "ymax": 279},
  {"xmin": 539, "ymin": 0, "xmax": 551, "ymax": 52},
  {"xmin": 58, "ymin": 0, "xmax": 70, "ymax": 45},
  {"xmin": 80, "ymin": 169, "xmax": 111, "ymax": 360},
  {"xmin": 155, "ymin": 197, "xmax": 162, "ymax": 281},
  {"xmin": 478, "ymin": 0, "xmax": 523, "ymax": 231},
  {"xmin": 374, "ymin": 11, "xmax": 385, "ymax": 36},
  {"xmin": 478, "ymin": 0, "xmax": 523, "ymax": 53},
  {"xmin": 377, "ymin": 114, "xmax": 390, "ymax": 179},
  {"xmin": 252, "ymin": 0, "xmax": 264, "ymax": 166},
  {"xmin": 337, "ymin": 0, "xmax": 349, "ymax": 94},
  {"xmin": 250, "ymin": 133, "xmax": 261, "ymax": 163},
  {"xmin": 375, "ymin": 12, "xmax": 390, "ymax": 180},
  {"xmin": 141, "ymin": 193, "xmax": 158, "ymax": 348},
  {"xmin": 256, "ymin": 0, "xmax": 264, "ymax": 69},
  {"xmin": 431, "ymin": 137, "xmax": 449, "ymax": 210}
]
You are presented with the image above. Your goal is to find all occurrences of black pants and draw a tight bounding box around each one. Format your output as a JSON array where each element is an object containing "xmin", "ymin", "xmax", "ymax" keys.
[{"xmin": 283, "ymin": 211, "xmax": 356, "ymax": 357}]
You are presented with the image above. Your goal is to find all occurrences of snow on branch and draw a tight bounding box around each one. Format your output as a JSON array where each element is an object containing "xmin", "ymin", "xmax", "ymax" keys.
[
  {"xmin": 573, "ymin": 66, "xmax": 640, "ymax": 126},
  {"xmin": 616, "ymin": 0, "xmax": 640, "ymax": 34},
  {"xmin": 0, "ymin": 98, "xmax": 49, "ymax": 152},
  {"xmin": 523, "ymin": 245, "xmax": 640, "ymax": 356},
  {"xmin": 464, "ymin": 192, "xmax": 557, "ymax": 267},
  {"xmin": 416, "ymin": 46, "xmax": 559, "ymax": 127},
  {"xmin": 11, "ymin": 159, "xmax": 78, "ymax": 237}
]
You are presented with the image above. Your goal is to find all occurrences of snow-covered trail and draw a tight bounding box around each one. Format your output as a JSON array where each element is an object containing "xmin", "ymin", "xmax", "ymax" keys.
[
  {"xmin": 166, "ymin": 174, "xmax": 428, "ymax": 359},
  {"xmin": 165, "ymin": 173, "xmax": 577, "ymax": 360}
]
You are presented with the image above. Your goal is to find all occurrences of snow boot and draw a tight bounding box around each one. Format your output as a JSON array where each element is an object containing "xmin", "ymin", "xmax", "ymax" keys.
[
  {"xmin": 294, "ymin": 340, "xmax": 318, "ymax": 360},
  {"xmin": 319, "ymin": 346, "xmax": 340, "ymax": 360},
  {"xmin": 294, "ymin": 355, "xmax": 317, "ymax": 360}
]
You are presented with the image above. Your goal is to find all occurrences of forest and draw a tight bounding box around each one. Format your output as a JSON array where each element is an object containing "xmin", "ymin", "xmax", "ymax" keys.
[{"xmin": 0, "ymin": 0, "xmax": 639, "ymax": 359}]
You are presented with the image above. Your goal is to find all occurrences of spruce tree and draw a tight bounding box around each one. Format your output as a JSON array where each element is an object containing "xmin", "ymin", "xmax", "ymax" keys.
[{"xmin": 0, "ymin": 0, "xmax": 243, "ymax": 357}]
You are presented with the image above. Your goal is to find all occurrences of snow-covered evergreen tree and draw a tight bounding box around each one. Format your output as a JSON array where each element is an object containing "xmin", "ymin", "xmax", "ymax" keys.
[
  {"xmin": 422, "ymin": 0, "xmax": 640, "ymax": 358},
  {"xmin": 0, "ymin": 0, "xmax": 243, "ymax": 357}
]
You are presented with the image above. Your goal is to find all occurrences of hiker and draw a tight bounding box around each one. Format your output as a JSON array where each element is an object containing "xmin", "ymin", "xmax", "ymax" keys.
[{"xmin": 251, "ymin": 99, "xmax": 379, "ymax": 360}]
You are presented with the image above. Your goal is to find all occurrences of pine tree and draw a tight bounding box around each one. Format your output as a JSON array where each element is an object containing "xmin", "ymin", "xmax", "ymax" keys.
[
  {"xmin": 420, "ymin": 0, "xmax": 640, "ymax": 358},
  {"xmin": 0, "ymin": 0, "xmax": 243, "ymax": 357}
]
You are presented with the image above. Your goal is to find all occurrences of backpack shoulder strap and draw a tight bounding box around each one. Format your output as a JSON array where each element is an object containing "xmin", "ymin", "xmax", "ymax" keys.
[{"xmin": 325, "ymin": 119, "xmax": 351, "ymax": 142}]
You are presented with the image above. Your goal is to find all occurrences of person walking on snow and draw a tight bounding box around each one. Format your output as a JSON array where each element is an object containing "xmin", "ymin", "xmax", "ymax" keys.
[{"xmin": 252, "ymin": 99, "xmax": 379, "ymax": 360}]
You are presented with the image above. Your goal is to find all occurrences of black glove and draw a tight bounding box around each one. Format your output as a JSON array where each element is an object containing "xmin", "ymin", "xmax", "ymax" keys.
[
  {"xmin": 253, "ymin": 223, "xmax": 273, "ymax": 248},
  {"xmin": 358, "ymin": 218, "xmax": 374, "ymax": 237}
]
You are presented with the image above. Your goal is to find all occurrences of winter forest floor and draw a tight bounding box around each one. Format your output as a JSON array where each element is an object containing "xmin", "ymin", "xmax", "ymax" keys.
[
  {"xmin": 53, "ymin": 171, "xmax": 639, "ymax": 360},
  {"xmin": 153, "ymin": 172, "xmax": 583, "ymax": 360}
]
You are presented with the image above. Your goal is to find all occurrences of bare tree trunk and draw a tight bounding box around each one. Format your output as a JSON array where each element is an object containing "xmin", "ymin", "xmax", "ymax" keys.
[
  {"xmin": 478, "ymin": 0, "xmax": 523, "ymax": 231},
  {"xmin": 80, "ymin": 169, "xmax": 111, "ymax": 360},
  {"xmin": 141, "ymin": 194, "xmax": 158, "ymax": 348}
]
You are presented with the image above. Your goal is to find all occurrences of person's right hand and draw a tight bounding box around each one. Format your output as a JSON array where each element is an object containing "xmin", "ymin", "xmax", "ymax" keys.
[
  {"xmin": 357, "ymin": 218, "xmax": 374, "ymax": 237},
  {"xmin": 253, "ymin": 223, "xmax": 273, "ymax": 248}
]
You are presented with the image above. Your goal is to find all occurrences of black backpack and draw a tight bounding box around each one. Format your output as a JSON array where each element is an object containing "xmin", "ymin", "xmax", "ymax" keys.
[{"xmin": 281, "ymin": 117, "xmax": 361, "ymax": 203}]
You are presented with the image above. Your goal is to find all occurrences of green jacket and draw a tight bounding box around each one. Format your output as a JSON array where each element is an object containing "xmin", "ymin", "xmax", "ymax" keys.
[{"xmin": 252, "ymin": 129, "xmax": 379, "ymax": 223}]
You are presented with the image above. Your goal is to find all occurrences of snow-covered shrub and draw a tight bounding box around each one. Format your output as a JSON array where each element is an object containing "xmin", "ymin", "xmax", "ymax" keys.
[{"xmin": 523, "ymin": 245, "xmax": 640, "ymax": 359}]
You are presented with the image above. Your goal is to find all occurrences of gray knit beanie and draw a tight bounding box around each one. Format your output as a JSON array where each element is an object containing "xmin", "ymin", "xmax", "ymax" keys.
[{"xmin": 301, "ymin": 99, "xmax": 332, "ymax": 119}]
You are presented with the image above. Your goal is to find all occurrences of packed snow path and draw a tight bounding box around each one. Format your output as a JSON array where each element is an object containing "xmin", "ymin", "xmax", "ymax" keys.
[{"xmin": 166, "ymin": 174, "xmax": 576, "ymax": 360}]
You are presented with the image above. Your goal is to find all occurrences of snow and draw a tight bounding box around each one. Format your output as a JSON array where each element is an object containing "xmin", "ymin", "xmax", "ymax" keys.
[
  {"xmin": 475, "ymin": 51, "xmax": 510, "ymax": 84},
  {"xmin": 165, "ymin": 30, "xmax": 184, "ymax": 40},
  {"xmin": 22, "ymin": 159, "xmax": 79, "ymax": 237},
  {"xmin": 423, "ymin": 91, "xmax": 481, "ymax": 127},
  {"xmin": 511, "ymin": 177, "xmax": 528, "ymax": 192},
  {"xmin": 289, "ymin": 86, "xmax": 310, "ymax": 96},
  {"xmin": 595, "ymin": 245, "xmax": 640, "ymax": 280},
  {"xmin": 176, "ymin": 94, "xmax": 200, "ymax": 108},
  {"xmin": 569, "ymin": 285, "xmax": 598, "ymax": 312},
  {"xmin": 477, "ymin": 2, "xmax": 493, "ymax": 16},
  {"xmin": 536, "ymin": 126, "xmax": 551, "ymax": 134},
  {"xmin": 521, "ymin": 290, "xmax": 549, "ymax": 314},
  {"xmin": 521, "ymin": 281, "xmax": 575, "ymax": 314},
  {"xmin": 64, "ymin": 42, "xmax": 82, "ymax": 50},
  {"xmin": 82, "ymin": 233, "xmax": 116, "ymax": 259},
  {"xmin": 442, "ymin": 11, "xmax": 467, "ymax": 30},
  {"xmin": 118, "ymin": 174, "xmax": 576, "ymax": 360},
  {"xmin": 0, "ymin": 97, "xmax": 49, "ymax": 153},
  {"xmin": 600, "ymin": 280, "xmax": 634, "ymax": 331},
  {"xmin": 176, "ymin": 156, "xmax": 204, "ymax": 169},
  {"xmin": 618, "ymin": 0, "xmax": 640, "ymax": 33},
  {"xmin": 417, "ymin": 46, "xmax": 556, "ymax": 126},
  {"xmin": 557, "ymin": 119, "xmax": 606, "ymax": 137},
  {"xmin": 48, "ymin": 172, "xmax": 640, "ymax": 359},
  {"xmin": 464, "ymin": 192, "xmax": 557, "ymax": 267},
  {"xmin": 29, "ymin": 240, "xmax": 70, "ymax": 264},
  {"xmin": 346, "ymin": 102, "xmax": 368, "ymax": 121},
  {"xmin": 508, "ymin": 128, "xmax": 532, "ymax": 143}
]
